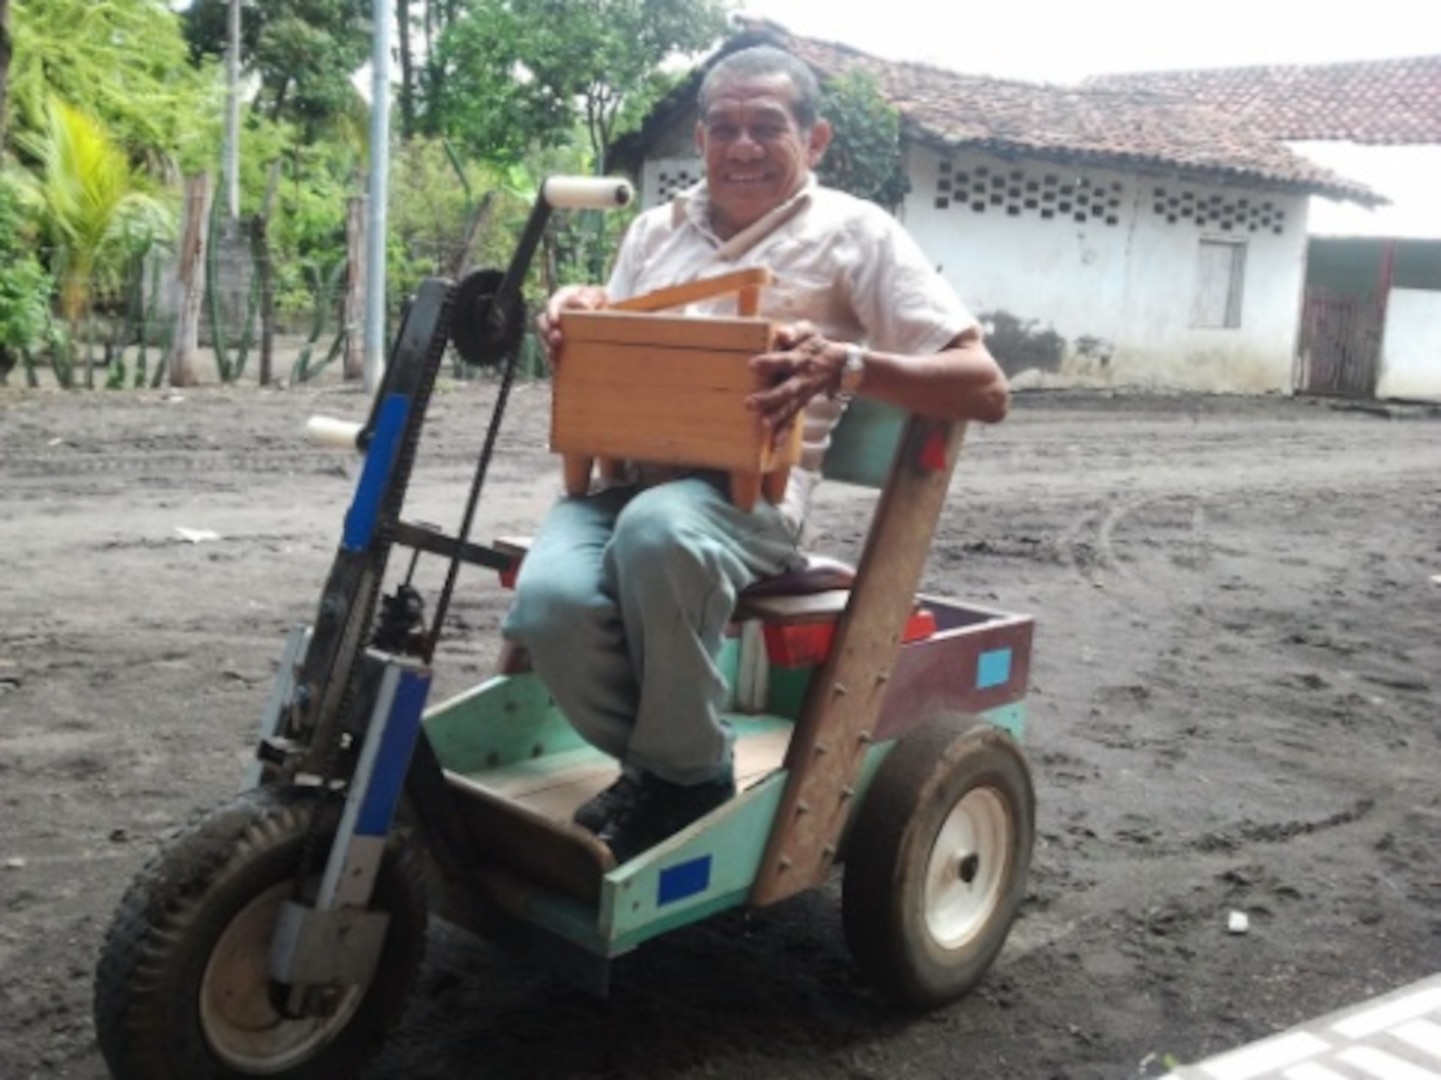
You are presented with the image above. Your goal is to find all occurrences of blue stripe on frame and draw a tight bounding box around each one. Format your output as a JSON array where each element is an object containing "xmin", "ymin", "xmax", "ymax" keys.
[
  {"xmin": 355, "ymin": 668, "xmax": 430, "ymax": 837},
  {"xmin": 343, "ymin": 394, "xmax": 410, "ymax": 552},
  {"xmin": 977, "ymin": 648, "xmax": 1013, "ymax": 690},
  {"xmin": 657, "ymin": 856, "xmax": 712, "ymax": 906}
]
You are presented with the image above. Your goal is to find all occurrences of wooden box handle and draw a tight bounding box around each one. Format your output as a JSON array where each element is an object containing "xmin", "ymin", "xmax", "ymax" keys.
[{"xmin": 610, "ymin": 267, "xmax": 773, "ymax": 317}]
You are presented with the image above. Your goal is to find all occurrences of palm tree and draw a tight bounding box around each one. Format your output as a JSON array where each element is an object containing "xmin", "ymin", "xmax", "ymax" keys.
[{"xmin": 13, "ymin": 100, "xmax": 170, "ymax": 387}]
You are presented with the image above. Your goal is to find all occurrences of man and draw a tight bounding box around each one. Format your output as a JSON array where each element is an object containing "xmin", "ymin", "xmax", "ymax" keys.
[{"xmin": 504, "ymin": 45, "xmax": 1009, "ymax": 863}]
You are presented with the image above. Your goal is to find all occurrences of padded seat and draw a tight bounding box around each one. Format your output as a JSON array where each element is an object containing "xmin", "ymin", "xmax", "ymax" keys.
[
  {"xmin": 738, "ymin": 553, "xmax": 855, "ymax": 599},
  {"xmin": 733, "ymin": 554, "xmax": 856, "ymax": 627}
]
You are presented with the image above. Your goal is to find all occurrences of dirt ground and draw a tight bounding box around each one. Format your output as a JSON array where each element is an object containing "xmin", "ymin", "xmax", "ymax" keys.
[{"xmin": 2, "ymin": 375, "xmax": 1439, "ymax": 1079}]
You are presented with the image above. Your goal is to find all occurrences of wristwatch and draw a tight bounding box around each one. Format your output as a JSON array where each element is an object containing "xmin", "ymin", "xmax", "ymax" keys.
[{"xmin": 831, "ymin": 343, "xmax": 866, "ymax": 402}]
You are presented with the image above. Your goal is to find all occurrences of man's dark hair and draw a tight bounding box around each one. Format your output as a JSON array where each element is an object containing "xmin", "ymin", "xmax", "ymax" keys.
[{"xmin": 698, "ymin": 45, "xmax": 822, "ymax": 130}]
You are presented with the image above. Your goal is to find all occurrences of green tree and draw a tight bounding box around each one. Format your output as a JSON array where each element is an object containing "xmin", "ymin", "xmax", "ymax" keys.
[
  {"xmin": 396, "ymin": 0, "xmax": 463, "ymax": 141},
  {"xmin": 427, "ymin": 0, "xmax": 730, "ymax": 169},
  {"xmin": 398, "ymin": 1, "xmax": 468, "ymax": 141},
  {"xmin": 815, "ymin": 71, "xmax": 910, "ymax": 210},
  {"xmin": 264, "ymin": 140, "xmax": 357, "ymax": 317},
  {"xmin": 1, "ymin": 0, "xmax": 12, "ymax": 149},
  {"xmin": 182, "ymin": 0, "xmax": 371, "ymax": 139},
  {"xmin": 12, "ymin": 101, "xmax": 171, "ymax": 387},
  {"xmin": 0, "ymin": 172, "xmax": 54, "ymax": 385},
  {"xmin": 424, "ymin": 1, "xmax": 568, "ymax": 164},
  {"xmin": 385, "ymin": 139, "xmax": 515, "ymax": 284},
  {"xmin": 7, "ymin": 0, "xmax": 219, "ymax": 172}
]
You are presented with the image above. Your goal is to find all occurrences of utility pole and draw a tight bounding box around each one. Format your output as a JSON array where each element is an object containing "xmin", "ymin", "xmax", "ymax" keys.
[{"xmin": 364, "ymin": 0, "xmax": 392, "ymax": 392}]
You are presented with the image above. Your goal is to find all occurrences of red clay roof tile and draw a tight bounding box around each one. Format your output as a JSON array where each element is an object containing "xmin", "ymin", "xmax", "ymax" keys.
[
  {"xmin": 1086, "ymin": 56, "xmax": 1441, "ymax": 144},
  {"xmin": 616, "ymin": 19, "xmax": 1382, "ymax": 206}
]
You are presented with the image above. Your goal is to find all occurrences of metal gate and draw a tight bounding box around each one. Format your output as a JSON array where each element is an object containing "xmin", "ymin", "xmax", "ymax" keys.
[{"xmin": 1297, "ymin": 287, "xmax": 1383, "ymax": 399}]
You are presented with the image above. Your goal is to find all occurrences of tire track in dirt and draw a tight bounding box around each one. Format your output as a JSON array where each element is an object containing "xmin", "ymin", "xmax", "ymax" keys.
[
  {"xmin": 2, "ymin": 449, "xmax": 358, "ymax": 478},
  {"xmin": 5, "ymin": 388, "xmax": 1440, "ymax": 1080}
]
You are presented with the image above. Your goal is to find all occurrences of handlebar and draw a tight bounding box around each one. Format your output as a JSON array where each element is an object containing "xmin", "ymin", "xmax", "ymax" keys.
[
  {"xmin": 305, "ymin": 416, "xmax": 364, "ymax": 450},
  {"xmin": 541, "ymin": 176, "xmax": 634, "ymax": 210}
]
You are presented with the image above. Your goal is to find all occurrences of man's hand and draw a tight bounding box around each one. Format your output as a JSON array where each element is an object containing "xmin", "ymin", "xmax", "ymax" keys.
[
  {"xmin": 745, "ymin": 321, "xmax": 845, "ymax": 445},
  {"xmin": 536, "ymin": 284, "xmax": 609, "ymax": 369}
]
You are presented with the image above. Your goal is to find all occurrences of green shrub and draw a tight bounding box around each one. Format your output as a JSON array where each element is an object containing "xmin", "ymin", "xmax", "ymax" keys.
[{"xmin": 0, "ymin": 174, "xmax": 56, "ymax": 383}]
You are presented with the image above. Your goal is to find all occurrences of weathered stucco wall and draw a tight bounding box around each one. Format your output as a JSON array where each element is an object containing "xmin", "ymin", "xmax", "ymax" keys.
[
  {"xmin": 1378, "ymin": 288, "xmax": 1441, "ymax": 402},
  {"xmin": 900, "ymin": 147, "xmax": 1311, "ymax": 393}
]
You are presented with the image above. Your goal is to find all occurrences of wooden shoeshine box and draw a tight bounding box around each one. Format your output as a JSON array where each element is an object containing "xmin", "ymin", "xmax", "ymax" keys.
[{"xmin": 551, "ymin": 310, "xmax": 803, "ymax": 508}]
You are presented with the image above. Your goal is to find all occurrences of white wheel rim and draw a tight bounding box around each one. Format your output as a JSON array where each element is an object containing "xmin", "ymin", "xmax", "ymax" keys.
[
  {"xmin": 923, "ymin": 786, "xmax": 1012, "ymax": 949},
  {"xmin": 200, "ymin": 882, "xmax": 366, "ymax": 1071}
]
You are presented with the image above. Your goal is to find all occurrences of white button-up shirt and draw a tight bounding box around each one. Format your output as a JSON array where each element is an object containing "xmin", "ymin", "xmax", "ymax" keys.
[{"xmin": 606, "ymin": 177, "xmax": 978, "ymax": 529}]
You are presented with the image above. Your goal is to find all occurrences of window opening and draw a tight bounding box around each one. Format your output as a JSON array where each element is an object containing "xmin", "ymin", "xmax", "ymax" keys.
[{"xmin": 1191, "ymin": 239, "xmax": 1247, "ymax": 329}]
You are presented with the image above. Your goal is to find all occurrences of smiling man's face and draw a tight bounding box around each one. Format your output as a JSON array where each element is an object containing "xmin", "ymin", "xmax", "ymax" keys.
[{"xmin": 696, "ymin": 72, "xmax": 831, "ymax": 240}]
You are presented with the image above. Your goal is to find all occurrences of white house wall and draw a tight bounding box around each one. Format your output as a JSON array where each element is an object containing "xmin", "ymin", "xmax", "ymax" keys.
[
  {"xmin": 901, "ymin": 147, "xmax": 1312, "ymax": 393},
  {"xmin": 1377, "ymin": 288, "xmax": 1441, "ymax": 402},
  {"xmin": 642, "ymin": 157, "xmax": 705, "ymax": 210}
]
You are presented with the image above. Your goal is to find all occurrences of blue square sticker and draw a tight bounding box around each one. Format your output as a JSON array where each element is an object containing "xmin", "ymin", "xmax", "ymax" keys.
[
  {"xmin": 977, "ymin": 648, "xmax": 1012, "ymax": 690},
  {"xmin": 657, "ymin": 856, "xmax": 712, "ymax": 906}
]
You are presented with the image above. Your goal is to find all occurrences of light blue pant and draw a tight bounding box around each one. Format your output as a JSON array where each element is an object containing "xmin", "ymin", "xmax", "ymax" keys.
[{"xmin": 500, "ymin": 475, "xmax": 802, "ymax": 785}]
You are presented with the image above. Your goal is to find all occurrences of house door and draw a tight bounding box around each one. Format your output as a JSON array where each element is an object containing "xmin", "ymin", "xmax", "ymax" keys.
[{"xmin": 1297, "ymin": 287, "xmax": 1383, "ymax": 399}]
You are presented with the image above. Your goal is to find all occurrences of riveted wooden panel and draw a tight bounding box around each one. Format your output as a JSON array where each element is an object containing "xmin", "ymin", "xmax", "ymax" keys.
[{"xmin": 750, "ymin": 418, "xmax": 968, "ymax": 906}]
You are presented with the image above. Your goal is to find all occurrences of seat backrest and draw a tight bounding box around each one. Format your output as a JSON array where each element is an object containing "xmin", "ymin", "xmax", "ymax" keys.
[{"xmin": 821, "ymin": 397, "xmax": 908, "ymax": 489}]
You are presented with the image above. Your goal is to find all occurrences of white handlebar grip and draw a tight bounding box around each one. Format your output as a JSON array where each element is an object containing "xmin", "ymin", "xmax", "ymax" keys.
[
  {"xmin": 305, "ymin": 415, "xmax": 364, "ymax": 450},
  {"xmin": 542, "ymin": 176, "xmax": 634, "ymax": 210}
]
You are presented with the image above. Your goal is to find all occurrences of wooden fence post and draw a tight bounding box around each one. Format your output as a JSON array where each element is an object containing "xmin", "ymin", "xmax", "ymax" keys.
[
  {"xmin": 165, "ymin": 173, "xmax": 213, "ymax": 387},
  {"xmin": 344, "ymin": 195, "xmax": 366, "ymax": 381}
]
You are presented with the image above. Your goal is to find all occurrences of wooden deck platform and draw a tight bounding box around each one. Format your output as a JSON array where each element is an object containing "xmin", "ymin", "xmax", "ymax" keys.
[{"xmin": 449, "ymin": 720, "xmax": 792, "ymax": 825}]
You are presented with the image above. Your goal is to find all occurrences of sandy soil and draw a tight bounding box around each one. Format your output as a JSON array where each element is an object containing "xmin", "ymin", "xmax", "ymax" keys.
[{"xmin": 1, "ymin": 376, "xmax": 1439, "ymax": 1079}]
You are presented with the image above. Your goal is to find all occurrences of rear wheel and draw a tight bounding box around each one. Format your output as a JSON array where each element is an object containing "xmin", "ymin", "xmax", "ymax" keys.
[
  {"xmin": 842, "ymin": 720, "xmax": 1034, "ymax": 1008},
  {"xmin": 94, "ymin": 787, "xmax": 428, "ymax": 1079}
]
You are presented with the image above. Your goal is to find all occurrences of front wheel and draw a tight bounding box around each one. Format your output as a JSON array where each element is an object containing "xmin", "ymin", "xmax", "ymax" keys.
[
  {"xmin": 94, "ymin": 787, "xmax": 428, "ymax": 1079},
  {"xmin": 842, "ymin": 720, "xmax": 1034, "ymax": 1008}
]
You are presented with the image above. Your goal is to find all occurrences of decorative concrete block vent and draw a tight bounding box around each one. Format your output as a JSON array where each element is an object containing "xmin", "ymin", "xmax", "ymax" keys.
[
  {"xmin": 931, "ymin": 159, "xmax": 1288, "ymax": 235},
  {"xmin": 645, "ymin": 159, "xmax": 705, "ymax": 208},
  {"xmin": 1149, "ymin": 187, "xmax": 1287, "ymax": 234},
  {"xmin": 933, "ymin": 160, "xmax": 1126, "ymax": 225}
]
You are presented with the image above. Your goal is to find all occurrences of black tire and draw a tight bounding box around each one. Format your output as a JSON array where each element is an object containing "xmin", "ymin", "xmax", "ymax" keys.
[
  {"xmin": 842, "ymin": 719, "xmax": 1034, "ymax": 1009},
  {"xmin": 94, "ymin": 787, "xmax": 428, "ymax": 1079}
]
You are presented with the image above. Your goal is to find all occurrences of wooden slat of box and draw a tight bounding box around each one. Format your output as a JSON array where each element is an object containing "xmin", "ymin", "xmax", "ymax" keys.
[{"xmin": 553, "ymin": 311, "xmax": 801, "ymax": 493}]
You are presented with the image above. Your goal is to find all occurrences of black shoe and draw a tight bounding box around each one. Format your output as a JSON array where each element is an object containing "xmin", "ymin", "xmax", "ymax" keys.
[
  {"xmin": 597, "ymin": 772, "xmax": 736, "ymax": 864},
  {"xmin": 572, "ymin": 773, "xmax": 642, "ymax": 834}
]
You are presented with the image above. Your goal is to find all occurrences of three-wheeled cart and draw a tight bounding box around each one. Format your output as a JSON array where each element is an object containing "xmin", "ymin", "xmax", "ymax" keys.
[{"xmin": 92, "ymin": 177, "xmax": 1037, "ymax": 1079}]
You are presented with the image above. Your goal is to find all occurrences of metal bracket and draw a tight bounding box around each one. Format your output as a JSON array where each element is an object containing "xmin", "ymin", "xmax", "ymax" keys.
[
  {"xmin": 268, "ymin": 653, "xmax": 429, "ymax": 986},
  {"xmin": 269, "ymin": 900, "xmax": 391, "ymax": 986},
  {"xmin": 243, "ymin": 624, "xmax": 313, "ymax": 790}
]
